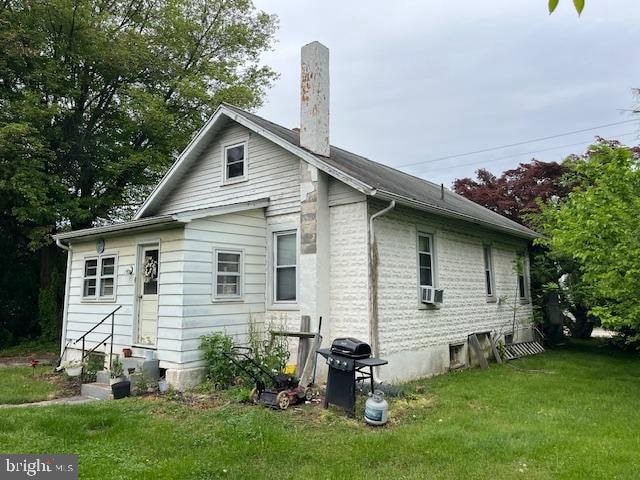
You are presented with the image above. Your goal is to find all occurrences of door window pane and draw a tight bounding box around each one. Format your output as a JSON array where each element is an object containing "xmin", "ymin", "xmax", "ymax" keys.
[{"xmin": 143, "ymin": 249, "xmax": 159, "ymax": 295}]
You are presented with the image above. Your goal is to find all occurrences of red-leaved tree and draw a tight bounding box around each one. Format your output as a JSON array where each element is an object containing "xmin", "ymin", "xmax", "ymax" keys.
[{"xmin": 453, "ymin": 160, "xmax": 570, "ymax": 228}]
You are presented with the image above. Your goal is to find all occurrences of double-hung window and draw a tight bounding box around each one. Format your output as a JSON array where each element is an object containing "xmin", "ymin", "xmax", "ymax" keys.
[
  {"xmin": 417, "ymin": 234, "xmax": 434, "ymax": 287},
  {"xmin": 214, "ymin": 250, "xmax": 243, "ymax": 299},
  {"xmin": 223, "ymin": 142, "xmax": 247, "ymax": 183},
  {"xmin": 274, "ymin": 231, "xmax": 297, "ymax": 302},
  {"xmin": 483, "ymin": 245, "xmax": 495, "ymax": 300},
  {"xmin": 516, "ymin": 252, "xmax": 529, "ymax": 303},
  {"xmin": 83, "ymin": 255, "xmax": 117, "ymax": 300}
]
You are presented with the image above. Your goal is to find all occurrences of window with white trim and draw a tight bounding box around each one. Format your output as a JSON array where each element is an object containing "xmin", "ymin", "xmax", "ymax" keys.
[
  {"xmin": 274, "ymin": 231, "xmax": 297, "ymax": 302},
  {"xmin": 483, "ymin": 245, "xmax": 495, "ymax": 299},
  {"xmin": 83, "ymin": 255, "xmax": 117, "ymax": 299},
  {"xmin": 223, "ymin": 142, "xmax": 247, "ymax": 183},
  {"xmin": 214, "ymin": 249, "xmax": 243, "ymax": 299},
  {"xmin": 516, "ymin": 252, "xmax": 529, "ymax": 302},
  {"xmin": 417, "ymin": 234, "xmax": 434, "ymax": 287}
]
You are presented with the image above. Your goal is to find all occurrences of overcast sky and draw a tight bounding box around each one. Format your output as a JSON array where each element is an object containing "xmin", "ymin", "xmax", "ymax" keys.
[{"xmin": 251, "ymin": 0, "xmax": 640, "ymax": 187}]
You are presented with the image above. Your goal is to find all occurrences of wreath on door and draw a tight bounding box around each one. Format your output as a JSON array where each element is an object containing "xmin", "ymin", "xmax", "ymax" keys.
[{"xmin": 143, "ymin": 256, "xmax": 158, "ymax": 283}]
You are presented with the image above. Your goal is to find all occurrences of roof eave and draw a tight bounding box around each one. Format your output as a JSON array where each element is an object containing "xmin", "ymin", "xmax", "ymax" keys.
[
  {"xmin": 373, "ymin": 190, "xmax": 539, "ymax": 240},
  {"xmin": 53, "ymin": 215, "xmax": 181, "ymax": 243}
]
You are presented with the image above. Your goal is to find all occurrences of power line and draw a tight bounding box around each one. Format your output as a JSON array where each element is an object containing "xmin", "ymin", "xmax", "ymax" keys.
[
  {"xmin": 398, "ymin": 118, "xmax": 639, "ymax": 168},
  {"xmin": 421, "ymin": 131, "xmax": 638, "ymax": 174}
]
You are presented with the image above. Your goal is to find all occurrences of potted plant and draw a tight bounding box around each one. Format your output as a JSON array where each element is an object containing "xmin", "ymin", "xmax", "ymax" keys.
[
  {"xmin": 109, "ymin": 356, "xmax": 125, "ymax": 385},
  {"xmin": 109, "ymin": 356, "xmax": 131, "ymax": 399},
  {"xmin": 63, "ymin": 360, "xmax": 83, "ymax": 377}
]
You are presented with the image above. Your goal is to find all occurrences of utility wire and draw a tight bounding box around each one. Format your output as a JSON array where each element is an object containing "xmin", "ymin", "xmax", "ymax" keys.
[
  {"xmin": 398, "ymin": 118, "xmax": 639, "ymax": 168},
  {"xmin": 421, "ymin": 131, "xmax": 638, "ymax": 174}
]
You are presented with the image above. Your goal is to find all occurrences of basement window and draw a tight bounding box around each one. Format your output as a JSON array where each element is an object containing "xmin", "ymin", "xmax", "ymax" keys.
[
  {"xmin": 222, "ymin": 142, "xmax": 247, "ymax": 183},
  {"xmin": 449, "ymin": 343, "xmax": 465, "ymax": 369},
  {"xmin": 213, "ymin": 249, "xmax": 243, "ymax": 299},
  {"xmin": 83, "ymin": 255, "xmax": 117, "ymax": 300}
]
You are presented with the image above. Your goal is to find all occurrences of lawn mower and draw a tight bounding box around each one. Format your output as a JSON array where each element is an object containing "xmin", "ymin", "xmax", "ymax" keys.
[{"xmin": 223, "ymin": 347, "xmax": 312, "ymax": 410}]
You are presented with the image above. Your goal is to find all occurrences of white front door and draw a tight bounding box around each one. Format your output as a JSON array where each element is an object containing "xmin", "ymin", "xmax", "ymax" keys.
[{"xmin": 136, "ymin": 245, "xmax": 159, "ymax": 346}]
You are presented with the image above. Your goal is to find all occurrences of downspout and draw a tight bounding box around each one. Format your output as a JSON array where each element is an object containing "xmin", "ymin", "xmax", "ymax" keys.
[
  {"xmin": 55, "ymin": 238, "xmax": 73, "ymax": 359},
  {"xmin": 368, "ymin": 200, "xmax": 395, "ymax": 372}
]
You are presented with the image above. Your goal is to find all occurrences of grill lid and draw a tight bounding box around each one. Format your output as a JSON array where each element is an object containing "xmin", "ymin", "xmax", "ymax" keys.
[{"xmin": 330, "ymin": 337, "xmax": 371, "ymax": 358}]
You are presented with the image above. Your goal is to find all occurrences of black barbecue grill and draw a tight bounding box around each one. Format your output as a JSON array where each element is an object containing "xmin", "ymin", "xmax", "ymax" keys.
[{"xmin": 317, "ymin": 338, "xmax": 387, "ymax": 416}]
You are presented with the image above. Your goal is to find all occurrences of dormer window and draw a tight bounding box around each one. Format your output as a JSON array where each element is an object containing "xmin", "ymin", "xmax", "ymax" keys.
[{"xmin": 223, "ymin": 141, "xmax": 247, "ymax": 183}]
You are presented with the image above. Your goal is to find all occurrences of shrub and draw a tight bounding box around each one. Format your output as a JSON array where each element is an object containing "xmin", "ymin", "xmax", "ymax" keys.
[
  {"xmin": 247, "ymin": 318, "xmax": 290, "ymax": 375},
  {"xmin": 200, "ymin": 332, "xmax": 237, "ymax": 389}
]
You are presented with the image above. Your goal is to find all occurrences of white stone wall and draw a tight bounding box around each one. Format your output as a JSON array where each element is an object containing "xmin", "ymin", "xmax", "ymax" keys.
[
  {"xmin": 328, "ymin": 201, "xmax": 370, "ymax": 343},
  {"xmin": 371, "ymin": 202, "xmax": 533, "ymax": 381}
]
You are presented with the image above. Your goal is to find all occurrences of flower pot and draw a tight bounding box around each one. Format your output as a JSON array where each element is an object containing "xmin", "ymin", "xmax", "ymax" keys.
[
  {"xmin": 65, "ymin": 366, "xmax": 82, "ymax": 377},
  {"xmin": 122, "ymin": 348, "xmax": 133, "ymax": 358},
  {"xmin": 111, "ymin": 380, "xmax": 131, "ymax": 400}
]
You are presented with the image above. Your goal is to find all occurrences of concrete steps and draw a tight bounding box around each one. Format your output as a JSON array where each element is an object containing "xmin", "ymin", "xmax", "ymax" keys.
[{"xmin": 81, "ymin": 382, "xmax": 113, "ymax": 400}]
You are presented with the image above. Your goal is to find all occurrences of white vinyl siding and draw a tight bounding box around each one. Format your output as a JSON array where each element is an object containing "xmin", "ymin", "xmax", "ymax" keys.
[
  {"xmin": 328, "ymin": 176, "xmax": 365, "ymax": 206},
  {"xmin": 82, "ymin": 255, "xmax": 117, "ymax": 300},
  {"xmin": 179, "ymin": 209, "xmax": 267, "ymax": 365},
  {"xmin": 153, "ymin": 123, "xmax": 301, "ymax": 217},
  {"xmin": 213, "ymin": 249, "xmax": 243, "ymax": 299},
  {"xmin": 63, "ymin": 227, "xmax": 186, "ymax": 368}
]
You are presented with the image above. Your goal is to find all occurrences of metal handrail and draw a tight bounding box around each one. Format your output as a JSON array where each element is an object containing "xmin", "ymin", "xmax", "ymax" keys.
[{"xmin": 74, "ymin": 305, "xmax": 121, "ymax": 371}]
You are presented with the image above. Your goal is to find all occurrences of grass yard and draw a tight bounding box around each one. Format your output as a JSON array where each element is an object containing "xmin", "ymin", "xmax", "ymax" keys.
[
  {"xmin": 0, "ymin": 339, "xmax": 58, "ymax": 359},
  {"xmin": 0, "ymin": 366, "xmax": 62, "ymax": 404},
  {"xmin": 0, "ymin": 341, "xmax": 638, "ymax": 479}
]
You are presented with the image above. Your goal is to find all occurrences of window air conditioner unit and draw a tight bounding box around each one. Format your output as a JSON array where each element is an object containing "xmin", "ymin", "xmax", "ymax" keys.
[{"xmin": 421, "ymin": 286, "xmax": 444, "ymax": 305}]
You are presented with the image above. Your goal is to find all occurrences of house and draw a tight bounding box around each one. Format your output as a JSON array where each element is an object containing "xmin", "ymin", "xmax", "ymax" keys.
[{"xmin": 54, "ymin": 41, "xmax": 537, "ymax": 390}]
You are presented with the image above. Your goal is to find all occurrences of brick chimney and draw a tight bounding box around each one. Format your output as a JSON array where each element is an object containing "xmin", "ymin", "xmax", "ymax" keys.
[{"xmin": 300, "ymin": 41, "xmax": 330, "ymax": 157}]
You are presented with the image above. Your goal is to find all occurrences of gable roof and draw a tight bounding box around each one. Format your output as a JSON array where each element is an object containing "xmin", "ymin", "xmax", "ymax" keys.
[{"xmin": 135, "ymin": 103, "xmax": 537, "ymax": 240}]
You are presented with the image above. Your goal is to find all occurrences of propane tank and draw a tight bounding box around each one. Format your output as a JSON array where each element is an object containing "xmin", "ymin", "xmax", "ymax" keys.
[{"xmin": 364, "ymin": 390, "xmax": 389, "ymax": 426}]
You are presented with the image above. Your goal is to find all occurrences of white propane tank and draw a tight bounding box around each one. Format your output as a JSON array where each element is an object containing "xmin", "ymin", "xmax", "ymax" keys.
[{"xmin": 364, "ymin": 390, "xmax": 389, "ymax": 426}]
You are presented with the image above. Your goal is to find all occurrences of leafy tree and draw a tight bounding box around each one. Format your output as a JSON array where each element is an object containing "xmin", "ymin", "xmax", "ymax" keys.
[
  {"xmin": 454, "ymin": 160, "xmax": 579, "ymax": 342},
  {"xmin": 0, "ymin": 0, "xmax": 278, "ymax": 346},
  {"xmin": 536, "ymin": 142, "xmax": 640, "ymax": 344},
  {"xmin": 453, "ymin": 160, "xmax": 569, "ymax": 228}
]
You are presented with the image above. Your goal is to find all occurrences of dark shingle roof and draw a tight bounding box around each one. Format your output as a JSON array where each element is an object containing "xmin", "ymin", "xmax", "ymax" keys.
[{"xmin": 224, "ymin": 104, "xmax": 537, "ymax": 239}]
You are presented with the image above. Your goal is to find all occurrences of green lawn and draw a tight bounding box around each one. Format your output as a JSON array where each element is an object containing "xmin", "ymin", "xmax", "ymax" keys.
[
  {"xmin": 0, "ymin": 339, "xmax": 58, "ymax": 358},
  {"xmin": 0, "ymin": 366, "xmax": 60, "ymax": 404},
  {"xmin": 0, "ymin": 341, "xmax": 638, "ymax": 479}
]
